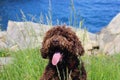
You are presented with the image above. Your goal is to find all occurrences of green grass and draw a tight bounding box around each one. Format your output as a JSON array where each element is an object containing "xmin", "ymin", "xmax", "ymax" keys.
[
  {"xmin": 84, "ymin": 54, "xmax": 120, "ymax": 80},
  {"xmin": 0, "ymin": 48, "xmax": 120, "ymax": 80},
  {"xmin": 0, "ymin": 49, "xmax": 10, "ymax": 57},
  {"xmin": 0, "ymin": 48, "xmax": 47, "ymax": 80}
]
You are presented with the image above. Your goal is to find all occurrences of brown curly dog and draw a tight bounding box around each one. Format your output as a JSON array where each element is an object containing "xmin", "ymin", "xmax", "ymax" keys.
[{"xmin": 40, "ymin": 26, "xmax": 87, "ymax": 80}]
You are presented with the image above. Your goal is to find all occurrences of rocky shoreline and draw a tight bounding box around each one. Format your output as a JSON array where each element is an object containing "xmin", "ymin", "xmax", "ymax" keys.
[{"xmin": 0, "ymin": 13, "xmax": 120, "ymax": 55}]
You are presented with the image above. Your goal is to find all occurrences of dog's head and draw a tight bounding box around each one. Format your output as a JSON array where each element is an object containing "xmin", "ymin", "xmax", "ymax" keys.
[{"xmin": 40, "ymin": 26, "xmax": 84, "ymax": 64}]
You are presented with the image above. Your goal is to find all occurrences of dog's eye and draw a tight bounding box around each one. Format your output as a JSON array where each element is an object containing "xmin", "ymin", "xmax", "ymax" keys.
[
  {"xmin": 66, "ymin": 37, "xmax": 72, "ymax": 41},
  {"xmin": 63, "ymin": 35, "xmax": 68, "ymax": 39}
]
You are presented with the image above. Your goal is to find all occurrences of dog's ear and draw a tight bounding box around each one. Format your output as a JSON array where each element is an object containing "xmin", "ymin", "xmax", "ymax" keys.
[
  {"xmin": 65, "ymin": 27, "xmax": 84, "ymax": 56},
  {"xmin": 40, "ymin": 27, "xmax": 56, "ymax": 59},
  {"xmin": 40, "ymin": 38, "xmax": 50, "ymax": 59},
  {"xmin": 40, "ymin": 47, "xmax": 48, "ymax": 59},
  {"xmin": 72, "ymin": 34, "xmax": 84, "ymax": 56},
  {"xmin": 76, "ymin": 40, "xmax": 84, "ymax": 56}
]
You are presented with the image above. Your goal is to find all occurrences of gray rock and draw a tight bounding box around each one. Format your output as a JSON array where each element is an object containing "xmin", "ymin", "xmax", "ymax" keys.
[
  {"xmin": 0, "ymin": 41, "xmax": 7, "ymax": 49},
  {"xmin": 99, "ymin": 13, "xmax": 120, "ymax": 54},
  {"xmin": 0, "ymin": 31, "xmax": 7, "ymax": 49},
  {"xmin": 0, "ymin": 57, "xmax": 13, "ymax": 71},
  {"xmin": 6, "ymin": 20, "xmax": 52, "ymax": 50},
  {"xmin": 0, "ymin": 57, "xmax": 13, "ymax": 66},
  {"xmin": 76, "ymin": 29, "xmax": 99, "ymax": 55},
  {"xmin": 4, "ymin": 14, "xmax": 120, "ymax": 55},
  {"xmin": 104, "ymin": 35, "xmax": 120, "ymax": 54}
]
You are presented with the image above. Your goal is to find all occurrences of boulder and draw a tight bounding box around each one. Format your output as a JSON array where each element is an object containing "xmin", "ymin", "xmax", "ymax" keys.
[
  {"xmin": 103, "ymin": 35, "xmax": 120, "ymax": 54},
  {"xmin": 0, "ymin": 57, "xmax": 13, "ymax": 66},
  {"xmin": 6, "ymin": 21, "xmax": 52, "ymax": 49},
  {"xmin": 0, "ymin": 31, "xmax": 7, "ymax": 49},
  {"xmin": 0, "ymin": 57, "xmax": 13, "ymax": 71},
  {"xmin": 6, "ymin": 21, "xmax": 98, "ymax": 54},
  {"xmin": 0, "ymin": 42, "xmax": 7, "ymax": 49},
  {"xmin": 76, "ymin": 29, "xmax": 99, "ymax": 55},
  {"xmin": 99, "ymin": 13, "xmax": 120, "ymax": 54},
  {"xmin": 2, "ymin": 13, "xmax": 120, "ymax": 55},
  {"xmin": 6, "ymin": 21, "xmax": 98, "ymax": 53}
]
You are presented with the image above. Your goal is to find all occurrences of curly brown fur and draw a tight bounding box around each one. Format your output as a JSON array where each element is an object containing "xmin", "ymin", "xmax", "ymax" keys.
[{"xmin": 40, "ymin": 25, "xmax": 87, "ymax": 80}]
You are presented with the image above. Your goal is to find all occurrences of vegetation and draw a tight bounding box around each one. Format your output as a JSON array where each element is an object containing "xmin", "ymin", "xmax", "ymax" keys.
[
  {"xmin": 0, "ymin": 49, "xmax": 119, "ymax": 80},
  {"xmin": 0, "ymin": 48, "xmax": 47, "ymax": 80},
  {"xmin": 0, "ymin": 49, "xmax": 10, "ymax": 57},
  {"xmin": 0, "ymin": 0, "xmax": 119, "ymax": 80},
  {"xmin": 84, "ymin": 54, "xmax": 120, "ymax": 80}
]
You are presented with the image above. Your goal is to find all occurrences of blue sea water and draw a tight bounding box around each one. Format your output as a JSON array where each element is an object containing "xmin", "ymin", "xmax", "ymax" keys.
[{"xmin": 0, "ymin": 0, "xmax": 120, "ymax": 33}]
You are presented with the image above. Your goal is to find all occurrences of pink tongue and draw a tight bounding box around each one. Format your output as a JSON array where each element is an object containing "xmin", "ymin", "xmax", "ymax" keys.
[{"xmin": 52, "ymin": 52, "xmax": 62, "ymax": 66}]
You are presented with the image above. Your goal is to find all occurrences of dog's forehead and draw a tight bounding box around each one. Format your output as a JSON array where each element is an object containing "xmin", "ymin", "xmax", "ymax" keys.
[
  {"xmin": 55, "ymin": 27, "xmax": 72, "ymax": 34},
  {"xmin": 46, "ymin": 26, "xmax": 76, "ymax": 39}
]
